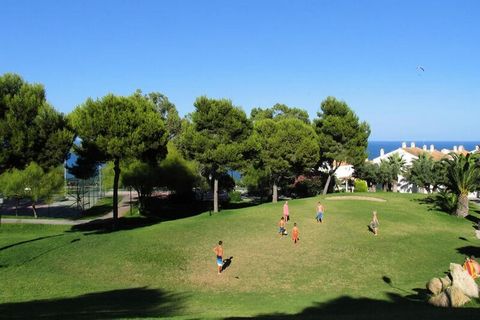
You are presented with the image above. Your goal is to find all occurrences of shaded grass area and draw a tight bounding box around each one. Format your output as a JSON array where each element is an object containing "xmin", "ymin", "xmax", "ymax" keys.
[
  {"xmin": 0, "ymin": 193, "xmax": 479, "ymax": 319},
  {"xmin": 0, "ymin": 287, "xmax": 185, "ymax": 319},
  {"xmin": 75, "ymin": 196, "xmax": 123, "ymax": 220}
]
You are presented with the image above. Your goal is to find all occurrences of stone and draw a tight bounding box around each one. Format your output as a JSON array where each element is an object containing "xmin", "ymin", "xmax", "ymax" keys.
[
  {"xmin": 449, "ymin": 263, "xmax": 479, "ymax": 298},
  {"xmin": 428, "ymin": 292, "xmax": 449, "ymax": 307},
  {"xmin": 440, "ymin": 275, "xmax": 451, "ymax": 290},
  {"xmin": 446, "ymin": 285, "xmax": 471, "ymax": 307},
  {"xmin": 426, "ymin": 277, "xmax": 442, "ymax": 295}
]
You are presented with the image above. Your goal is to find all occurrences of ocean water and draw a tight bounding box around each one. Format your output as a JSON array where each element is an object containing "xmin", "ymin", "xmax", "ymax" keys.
[{"xmin": 368, "ymin": 141, "xmax": 479, "ymax": 160}]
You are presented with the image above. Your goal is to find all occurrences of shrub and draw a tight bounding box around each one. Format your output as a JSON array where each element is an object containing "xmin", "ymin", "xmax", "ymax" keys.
[
  {"xmin": 354, "ymin": 179, "xmax": 368, "ymax": 192},
  {"xmin": 228, "ymin": 191, "xmax": 242, "ymax": 203}
]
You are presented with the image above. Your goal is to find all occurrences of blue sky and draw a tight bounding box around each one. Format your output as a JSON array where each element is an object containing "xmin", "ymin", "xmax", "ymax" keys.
[{"xmin": 1, "ymin": 0, "xmax": 478, "ymax": 140}]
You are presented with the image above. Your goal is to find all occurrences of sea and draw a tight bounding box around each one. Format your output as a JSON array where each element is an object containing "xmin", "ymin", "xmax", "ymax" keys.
[{"xmin": 368, "ymin": 141, "xmax": 479, "ymax": 160}]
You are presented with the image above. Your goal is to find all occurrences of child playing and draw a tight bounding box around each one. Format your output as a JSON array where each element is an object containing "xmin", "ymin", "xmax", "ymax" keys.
[
  {"xmin": 283, "ymin": 201, "xmax": 289, "ymax": 222},
  {"xmin": 278, "ymin": 217, "xmax": 286, "ymax": 236},
  {"xmin": 292, "ymin": 223, "xmax": 299, "ymax": 244},
  {"xmin": 213, "ymin": 241, "xmax": 224, "ymax": 274},
  {"xmin": 316, "ymin": 202, "xmax": 324, "ymax": 223},
  {"xmin": 369, "ymin": 211, "xmax": 379, "ymax": 236}
]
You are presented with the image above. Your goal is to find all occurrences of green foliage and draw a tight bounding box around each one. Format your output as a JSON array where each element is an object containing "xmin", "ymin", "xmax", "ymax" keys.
[
  {"xmin": 228, "ymin": 190, "xmax": 242, "ymax": 202},
  {"xmin": 248, "ymin": 118, "xmax": 319, "ymax": 200},
  {"xmin": 290, "ymin": 175, "xmax": 323, "ymax": 198},
  {"xmin": 434, "ymin": 190, "xmax": 458, "ymax": 214},
  {"xmin": 157, "ymin": 142, "xmax": 201, "ymax": 196},
  {"xmin": 70, "ymin": 93, "xmax": 167, "ymax": 163},
  {"xmin": 70, "ymin": 93, "xmax": 168, "ymax": 223},
  {"xmin": 313, "ymin": 97, "xmax": 370, "ymax": 193},
  {"xmin": 143, "ymin": 91, "xmax": 182, "ymax": 141},
  {"xmin": 386, "ymin": 153, "xmax": 406, "ymax": 192},
  {"xmin": 0, "ymin": 162, "xmax": 64, "ymax": 217},
  {"xmin": 377, "ymin": 159, "xmax": 392, "ymax": 191},
  {"xmin": 354, "ymin": 179, "xmax": 368, "ymax": 192},
  {"xmin": 353, "ymin": 161, "xmax": 379, "ymax": 188},
  {"xmin": 0, "ymin": 73, "xmax": 74, "ymax": 173},
  {"xmin": 67, "ymin": 142, "xmax": 103, "ymax": 180},
  {"xmin": 441, "ymin": 153, "xmax": 480, "ymax": 217},
  {"xmin": 442, "ymin": 153, "xmax": 480, "ymax": 196},
  {"xmin": 405, "ymin": 153, "xmax": 436, "ymax": 192},
  {"xmin": 101, "ymin": 162, "xmax": 117, "ymax": 191},
  {"xmin": 179, "ymin": 96, "xmax": 252, "ymax": 173},
  {"xmin": 178, "ymin": 96, "xmax": 252, "ymax": 211},
  {"xmin": 251, "ymin": 103, "xmax": 310, "ymax": 124}
]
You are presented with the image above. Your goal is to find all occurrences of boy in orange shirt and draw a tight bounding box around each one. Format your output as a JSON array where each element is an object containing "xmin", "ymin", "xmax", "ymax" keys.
[{"xmin": 292, "ymin": 223, "xmax": 299, "ymax": 244}]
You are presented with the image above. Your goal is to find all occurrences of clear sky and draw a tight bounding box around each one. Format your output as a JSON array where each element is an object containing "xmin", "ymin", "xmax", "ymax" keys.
[{"xmin": 1, "ymin": 0, "xmax": 478, "ymax": 140}]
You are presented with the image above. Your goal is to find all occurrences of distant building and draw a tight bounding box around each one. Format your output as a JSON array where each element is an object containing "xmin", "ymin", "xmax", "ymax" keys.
[{"xmin": 370, "ymin": 142, "xmax": 479, "ymax": 194}]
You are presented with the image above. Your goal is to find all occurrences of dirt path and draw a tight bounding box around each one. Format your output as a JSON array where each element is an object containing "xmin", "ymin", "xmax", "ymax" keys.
[{"xmin": 325, "ymin": 196, "xmax": 386, "ymax": 202}]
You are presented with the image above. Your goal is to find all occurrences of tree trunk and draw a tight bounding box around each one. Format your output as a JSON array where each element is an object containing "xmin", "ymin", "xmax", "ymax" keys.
[
  {"xmin": 455, "ymin": 193, "xmax": 469, "ymax": 217},
  {"xmin": 113, "ymin": 158, "xmax": 121, "ymax": 229},
  {"xmin": 32, "ymin": 202, "xmax": 37, "ymax": 219},
  {"xmin": 392, "ymin": 180, "xmax": 398, "ymax": 192},
  {"xmin": 322, "ymin": 174, "xmax": 332, "ymax": 195},
  {"xmin": 272, "ymin": 182, "xmax": 278, "ymax": 203},
  {"xmin": 383, "ymin": 183, "xmax": 388, "ymax": 192},
  {"xmin": 213, "ymin": 178, "xmax": 219, "ymax": 213}
]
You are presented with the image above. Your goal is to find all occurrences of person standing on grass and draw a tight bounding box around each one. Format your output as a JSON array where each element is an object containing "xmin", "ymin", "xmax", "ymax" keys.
[
  {"xmin": 213, "ymin": 241, "xmax": 224, "ymax": 274},
  {"xmin": 283, "ymin": 201, "xmax": 289, "ymax": 222},
  {"xmin": 292, "ymin": 223, "xmax": 299, "ymax": 244},
  {"xmin": 369, "ymin": 211, "xmax": 379, "ymax": 236},
  {"xmin": 316, "ymin": 201, "xmax": 325, "ymax": 223},
  {"xmin": 278, "ymin": 216, "xmax": 286, "ymax": 236}
]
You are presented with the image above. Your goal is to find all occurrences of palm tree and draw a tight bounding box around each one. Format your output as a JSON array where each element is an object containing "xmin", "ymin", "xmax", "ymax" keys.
[
  {"xmin": 406, "ymin": 153, "xmax": 435, "ymax": 193},
  {"xmin": 442, "ymin": 153, "xmax": 480, "ymax": 217},
  {"xmin": 378, "ymin": 159, "xmax": 392, "ymax": 191},
  {"xmin": 387, "ymin": 154, "xmax": 406, "ymax": 192}
]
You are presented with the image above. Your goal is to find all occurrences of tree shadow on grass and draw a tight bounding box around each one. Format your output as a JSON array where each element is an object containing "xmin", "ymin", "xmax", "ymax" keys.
[
  {"xmin": 226, "ymin": 292, "xmax": 479, "ymax": 320},
  {"xmin": 0, "ymin": 234, "xmax": 65, "ymax": 252},
  {"xmin": 0, "ymin": 287, "xmax": 185, "ymax": 319},
  {"xmin": 69, "ymin": 217, "xmax": 160, "ymax": 235},
  {"xmin": 456, "ymin": 245, "xmax": 480, "ymax": 257}
]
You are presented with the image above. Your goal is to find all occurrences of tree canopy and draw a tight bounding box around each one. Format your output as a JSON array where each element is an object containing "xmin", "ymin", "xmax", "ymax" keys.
[
  {"xmin": 0, "ymin": 73, "xmax": 73, "ymax": 173},
  {"xmin": 248, "ymin": 118, "xmax": 319, "ymax": 202},
  {"xmin": 178, "ymin": 96, "xmax": 252, "ymax": 212},
  {"xmin": 70, "ymin": 93, "xmax": 168, "ymax": 226},
  {"xmin": 313, "ymin": 97, "xmax": 370, "ymax": 194},
  {"xmin": 251, "ymin": 103, "xmax": 310, "ymax": 124}
]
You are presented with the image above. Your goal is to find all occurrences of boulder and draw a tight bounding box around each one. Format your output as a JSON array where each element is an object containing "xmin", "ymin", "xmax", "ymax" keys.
[
  {"xmin": 449, "ymin": 263, "xmax": 479, "ymax": 298},
  {"xmin": 446, "ymin": 285, "xmax": 471, "ymax": 307},
  {"xmin": 428, "ymin": 292, "xmax": 449, "ymax": 307},
  {"xmin": 440, "ymin": 275, "xmax": 451, "ymax": 290},
  {"xmin": 426, "ymin": 277, "xmax": 443, "ymax": 295}
]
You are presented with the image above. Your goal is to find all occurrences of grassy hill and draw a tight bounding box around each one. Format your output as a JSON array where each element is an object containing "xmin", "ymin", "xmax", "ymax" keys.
[{"xmin": 0, "ymin": 193, "xmax": 479, "ymax": 319}]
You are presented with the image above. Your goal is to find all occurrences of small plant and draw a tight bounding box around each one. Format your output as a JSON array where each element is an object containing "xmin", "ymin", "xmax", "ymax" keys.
[
  {"xmin": 228, "ymin": 191, "xmax": 242, "ymax": 203},
  {"xmin": 354, "ymin": 179, "xmax": 368, "ymax": 192}
]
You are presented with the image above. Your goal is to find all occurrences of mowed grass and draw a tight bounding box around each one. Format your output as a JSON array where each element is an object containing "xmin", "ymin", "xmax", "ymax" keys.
[{"xmin": 0, "ymin": 193, "xmax": 479, "ymax": 319}]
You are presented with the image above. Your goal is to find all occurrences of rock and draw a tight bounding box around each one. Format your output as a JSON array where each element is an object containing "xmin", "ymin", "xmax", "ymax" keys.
[
  {"xmin": 475, "ymin": 229, "xmax": 480, "ymax": 239},
  {"xmin": 449, "ymin": 263, "xmax": 479, "ymax": 298},
  {"xmin": 428, "ymin": 292, "xmax": 449, "ymax": 307},
  {"xmin": 426, "ymin": 277, "xmax": 443, "ymax": 295},
  {"xmin": 440, "ymin": 275, "xmax": 452, "ymax": 290},
  {"xmin": 446, "ymin": 285, "xmax": 471, "ymax": 307}
]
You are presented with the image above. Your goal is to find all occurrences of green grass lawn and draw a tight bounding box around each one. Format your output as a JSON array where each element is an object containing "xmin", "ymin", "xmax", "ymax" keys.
[{"xmin": 0, "ymin": 193, "xmax": 479, "ymax": 319}]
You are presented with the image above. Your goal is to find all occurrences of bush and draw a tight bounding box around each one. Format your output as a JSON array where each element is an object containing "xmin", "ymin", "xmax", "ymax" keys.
[
  {"xmin": 354, "ymin": 179, "xmax": 368, "ymax": 192},
  {"xmin": 228, "ymin": 191, "xmax": 242, "ymax": 203},
  {"xmin": 290, "ymin": 175, "xmax": 323, "ymax": 198}
]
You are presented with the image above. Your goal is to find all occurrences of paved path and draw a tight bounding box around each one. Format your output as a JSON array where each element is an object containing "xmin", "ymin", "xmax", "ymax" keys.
[{"xmin": 0, "ymin": 191, "xmax": 133, "ymax": 226}]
